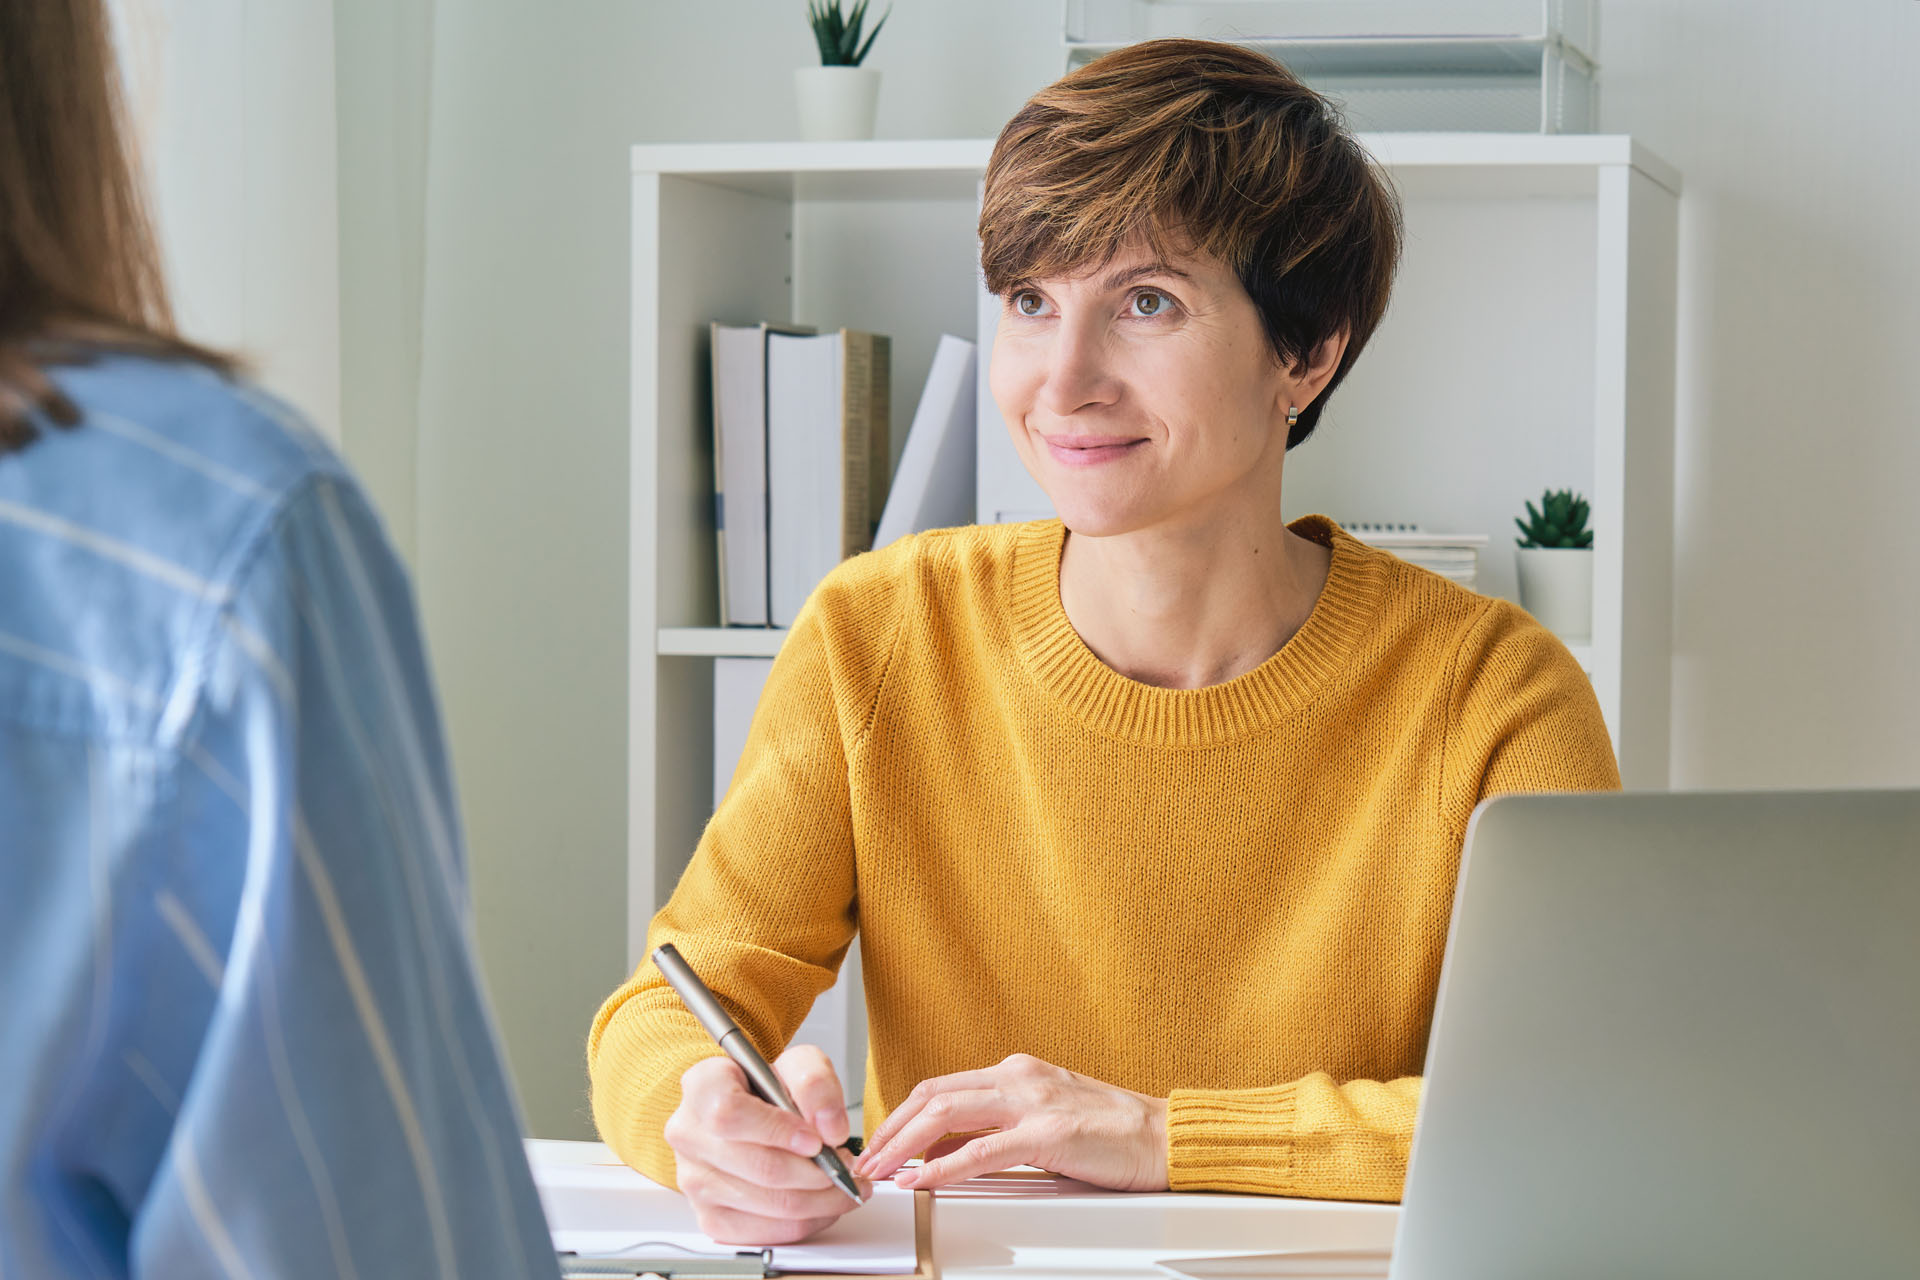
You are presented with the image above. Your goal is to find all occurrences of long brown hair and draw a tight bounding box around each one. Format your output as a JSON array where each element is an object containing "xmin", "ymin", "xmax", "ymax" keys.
[{"xmin": 0, "ymin": 0, "xmax": 234, "ymax": 454}]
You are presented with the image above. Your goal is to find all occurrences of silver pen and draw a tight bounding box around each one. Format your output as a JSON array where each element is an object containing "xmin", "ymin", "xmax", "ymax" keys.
[{"xmin": 651, "ymin": 943, "xmax": 863, "ymax": 1203}]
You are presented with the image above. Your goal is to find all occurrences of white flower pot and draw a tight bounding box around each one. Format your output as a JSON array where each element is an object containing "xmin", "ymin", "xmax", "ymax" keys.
[
  {"xmin": 1515, "ymin": 546, "xmax": 1593, "ymax": 643},
  {"xmin": 794, "ymin": 66, "xmax": 881, "ymax": 142}
]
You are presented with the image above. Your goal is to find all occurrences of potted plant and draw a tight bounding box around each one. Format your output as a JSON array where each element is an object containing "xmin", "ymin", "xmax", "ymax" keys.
[
  {"xmin": 797, "ymin": 0, "xmax": 890, "ymax": 142},
  {"xmin": 1513, "ymin": 488, "xmax": 1593, "ymax": 643}
]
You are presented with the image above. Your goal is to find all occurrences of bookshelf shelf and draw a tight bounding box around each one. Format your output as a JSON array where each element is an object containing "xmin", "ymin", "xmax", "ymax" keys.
[
  {"xmin": 629, "ymin": 133, "xmax": 1679, "ymax": 967},
  {"xmin": 629, "ymin": 135, "xmax": 1679, "ymax": 197},
  {"xmin": 657, "ymin": 627, "xmax": 787, "ymax": 659}
]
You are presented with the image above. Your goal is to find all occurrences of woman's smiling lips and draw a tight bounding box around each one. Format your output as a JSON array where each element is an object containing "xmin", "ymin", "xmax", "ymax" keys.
[{"xmin": 1041, "ymin": 432, "xmax": 1148, "ymax": 467}]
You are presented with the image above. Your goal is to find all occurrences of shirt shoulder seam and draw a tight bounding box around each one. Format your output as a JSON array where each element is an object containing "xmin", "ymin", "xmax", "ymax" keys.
[
  {"xmin": 1438, "ymin": 593, "xmax": 1508, "ymax": 833},
  {"xmin": 849, "ymin": 542, "xmax": 917, "ymax": 752},
  {"xmin": 162, "ymin": 469, "xmax": 342, "ymax": 755}
]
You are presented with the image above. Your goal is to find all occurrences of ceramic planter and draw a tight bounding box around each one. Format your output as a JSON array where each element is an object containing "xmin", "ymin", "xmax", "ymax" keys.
[
  {"xmin": 795, "ymin": 66, "xmax": 880, "ymax": 142},
  {"xmin": 1515, "ymin": 546, "xmax": 1593, "ymax": 643}
]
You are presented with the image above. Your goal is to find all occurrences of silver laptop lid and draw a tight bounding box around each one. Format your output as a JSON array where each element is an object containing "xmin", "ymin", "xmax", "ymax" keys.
[{"xmin": 1392, "ymin": 790, "xmax": 1920, "ymax": 1280}]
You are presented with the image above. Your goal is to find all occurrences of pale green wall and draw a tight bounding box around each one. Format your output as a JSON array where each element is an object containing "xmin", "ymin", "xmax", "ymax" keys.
[
  {"xmin": 1598, "ymin": 0, "xmax": 1920, "ymax": 786},
  {"xmin": 334, "ymin": 0, "xmax": 433, "ymax": 564}
]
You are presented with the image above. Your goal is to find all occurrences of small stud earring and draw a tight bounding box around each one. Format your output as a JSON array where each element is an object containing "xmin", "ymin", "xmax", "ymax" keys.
[{"xmin": 1286, "ymin": 405, "xmax": 1301, "ymax": 430}]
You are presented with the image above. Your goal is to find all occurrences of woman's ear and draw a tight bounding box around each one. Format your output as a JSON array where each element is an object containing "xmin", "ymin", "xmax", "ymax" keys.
[{"xmin": 1286, "ymin": 329, "xmax": 1351, "ymax": 409}]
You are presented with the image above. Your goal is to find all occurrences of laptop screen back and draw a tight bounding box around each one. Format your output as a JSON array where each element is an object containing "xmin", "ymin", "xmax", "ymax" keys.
[{"xmin": 1392, "ymin": 790, "xmax": 1920, "ymax": 1280}]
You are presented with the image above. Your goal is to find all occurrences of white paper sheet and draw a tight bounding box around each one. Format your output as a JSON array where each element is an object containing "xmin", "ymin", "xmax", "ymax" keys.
[
  {"xmin": 532, "ymin": 1152, "xmax": 918, "ymax": 1275},
  {"xmin": 1156, "ymin": 1250, "xmax": 1391, "ymax": 1278}
]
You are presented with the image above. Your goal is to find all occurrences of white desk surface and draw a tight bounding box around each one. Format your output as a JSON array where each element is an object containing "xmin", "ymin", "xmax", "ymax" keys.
[{"xmin": 528, "ymin": 1139, "xmax": 1399, "ymax": 1279}]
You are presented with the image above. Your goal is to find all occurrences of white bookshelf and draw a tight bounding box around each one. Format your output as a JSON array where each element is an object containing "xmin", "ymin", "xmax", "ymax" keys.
[{"xmin": 629, "ymin": 134, "xmax": 1678, "ymax": 966}]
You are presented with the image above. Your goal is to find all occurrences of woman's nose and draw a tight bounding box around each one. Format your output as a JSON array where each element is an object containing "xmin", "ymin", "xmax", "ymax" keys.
[{"xmin": 1036, "ymin": 317, "xmax": 1120, "ymax": 416}]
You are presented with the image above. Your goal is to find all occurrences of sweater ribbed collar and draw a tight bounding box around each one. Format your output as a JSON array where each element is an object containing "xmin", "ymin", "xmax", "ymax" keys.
[{"xmin": 1006, "ymin": 514, "xmax": 1389, "ymax": 747}]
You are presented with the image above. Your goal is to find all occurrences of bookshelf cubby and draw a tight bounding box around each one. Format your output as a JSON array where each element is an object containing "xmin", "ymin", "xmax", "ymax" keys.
[{"xmin": 629, "ymin": 135, "xmax": 1679, "ymax": 967}]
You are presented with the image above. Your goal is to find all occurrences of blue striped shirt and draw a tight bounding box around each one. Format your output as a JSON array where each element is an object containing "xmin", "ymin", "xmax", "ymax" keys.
[{"xmin": 0, "ymin": 355, "xmax": 558, "ymax": 1279}]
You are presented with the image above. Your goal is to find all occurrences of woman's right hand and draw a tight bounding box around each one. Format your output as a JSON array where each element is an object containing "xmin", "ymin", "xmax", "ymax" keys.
[{"xmin": 663, "ymin": 1044, "xmax": 870, "ymax": 1245}]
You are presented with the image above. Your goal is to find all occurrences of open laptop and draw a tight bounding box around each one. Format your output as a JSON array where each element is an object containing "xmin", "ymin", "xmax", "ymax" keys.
[{"xmin": 1389, "ymin": 789, "xmax": 1920, "ymax": 1279}]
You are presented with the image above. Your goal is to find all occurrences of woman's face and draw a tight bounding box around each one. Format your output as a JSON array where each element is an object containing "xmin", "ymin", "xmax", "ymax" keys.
[{"xmin": 989, "ymin": 240, "xmax": 1311, "ymax": 540}]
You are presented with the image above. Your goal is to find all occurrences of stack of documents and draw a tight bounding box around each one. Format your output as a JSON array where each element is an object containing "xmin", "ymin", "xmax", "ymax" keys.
[
  {"xmin": 766, "ymin": 329, "xmax": 891, "ymax": 627},
  {"xmin": 712, "ymin": 325, "xmax": 979, "ymax": 627},
  {"xmin": 710, "ymin": 323, "xmax": 892, "ymax": 628},
  {"xmin": 1344, "ymin": 524, "xmax": 1488, "ymax": 591}
]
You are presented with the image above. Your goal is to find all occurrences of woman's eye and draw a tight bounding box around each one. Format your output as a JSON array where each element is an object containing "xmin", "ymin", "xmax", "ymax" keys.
[
  {"xmin": 1131, "ymin": 290, "xmax": 1168, "ymax": 317},
  {"xmin": 1013, "ymin": 291, "xmax": 1045, "ymax": 317}
]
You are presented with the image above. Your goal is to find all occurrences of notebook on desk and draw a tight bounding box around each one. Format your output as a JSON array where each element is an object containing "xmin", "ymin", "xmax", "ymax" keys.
[{"xmin": 529, "ymin": 1140, "xmax": 932, "ymax": 1279}]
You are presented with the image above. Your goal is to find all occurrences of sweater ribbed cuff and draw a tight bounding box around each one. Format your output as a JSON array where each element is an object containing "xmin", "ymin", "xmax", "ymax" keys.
[
  {"xmin": 590, "ymin": 1044, "xmax": 693, "ymax": 1189},
  {"xmin": 1165, "ymin": 1082, "xmax": 1302, "ymax": 1195}
]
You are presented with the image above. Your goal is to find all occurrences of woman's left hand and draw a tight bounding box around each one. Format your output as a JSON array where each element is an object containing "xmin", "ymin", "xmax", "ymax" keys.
[{"xmin": 850, "ymin": 1053, "xmax": 1169, "ymax": 1191}]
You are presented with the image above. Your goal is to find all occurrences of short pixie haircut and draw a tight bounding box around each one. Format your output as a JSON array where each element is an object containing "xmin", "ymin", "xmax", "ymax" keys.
[{"xmin": 980, "ymin": 38, "xmax": 1402, "ymax": 449}]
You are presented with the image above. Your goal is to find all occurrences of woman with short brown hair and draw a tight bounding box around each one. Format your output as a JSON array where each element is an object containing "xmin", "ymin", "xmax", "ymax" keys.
[{"xmin": 589, "ymin": 38, "xmax": 1617, "ymax": 1245}]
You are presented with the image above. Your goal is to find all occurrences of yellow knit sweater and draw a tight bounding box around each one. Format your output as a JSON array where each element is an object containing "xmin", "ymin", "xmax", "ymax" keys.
[{"xmin": 589, "ymin": 516, "xmax": 1619, "ymax": 1202}]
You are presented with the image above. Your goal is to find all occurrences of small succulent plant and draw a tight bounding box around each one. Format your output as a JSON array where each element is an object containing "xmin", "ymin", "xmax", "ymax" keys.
[
  {"xmin": 807, "ymin": 0, "xmax": 890, "ymax": 66},
  {"xmin": 1514, "ymin": 488, "xmax": 1593, "ymax": 549}
]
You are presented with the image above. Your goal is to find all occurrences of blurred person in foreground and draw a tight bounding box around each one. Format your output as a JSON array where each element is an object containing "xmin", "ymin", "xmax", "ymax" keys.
[
  {"xmin": 0, "ymin": 3, "xmax": 557, "ymax": 1275},
  {"xmin": 588, "ymin": 39, "xmax": 1619, "ymax": 1244}
]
